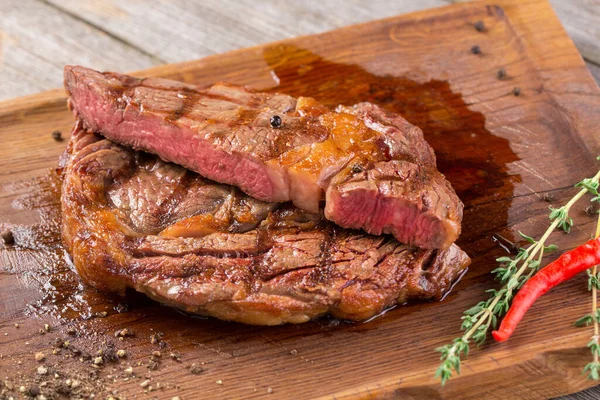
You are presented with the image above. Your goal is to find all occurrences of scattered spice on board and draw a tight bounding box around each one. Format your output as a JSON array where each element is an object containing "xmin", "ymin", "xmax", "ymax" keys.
[
  {"xmin": 148, "ymin": 355, "xmax": 160, "ymax": 371},
  {"xmin": 1, "ymin": 229, "xmax": 14, "ymax": 245},
  {"xmin": 114, "ymin": 303, "xmax": 129, "ymax": 313},
  {"xmin": 115, "ymin": 328, "xmax": 134, "ymax": 338},
  {"xmin": 470, "ymin": 45, "xmax": 481, "ymax": 54},
  {"xmin": 585, "ymin": 204, "xmax": 598, "ymax": 216},
  {"xmin": 474, "ymin": 20, "xmax": 485, "ymax": 32},
  {"xmin": 51, "ymin": 131, "xmax": 63, "ymax": 141},
  {"xmin": 190, "ymin": 363, "xmax": 203, "ymax": 375},
  {"xmin": 542, "ymin": 193, "xmax": 555, "ymax": 202}
]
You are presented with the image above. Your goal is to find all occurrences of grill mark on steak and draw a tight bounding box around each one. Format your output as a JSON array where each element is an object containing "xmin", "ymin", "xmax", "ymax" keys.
[
  {"xmin": 61, "ymin": 124, "xmax": 470, "ymax": 325},
  {"xmin": 65, "ymin": 66, "xmax": 463, "ymax": 250}
]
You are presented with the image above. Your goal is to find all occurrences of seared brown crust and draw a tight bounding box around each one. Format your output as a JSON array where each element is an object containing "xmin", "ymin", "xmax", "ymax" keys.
[
  {"xmin": 61, "ymin": 123, "xmax": 470, "ymax": 325},
  {"xmin": 64, "ymin": 66, "xmax": 463, "ymax": 249}
]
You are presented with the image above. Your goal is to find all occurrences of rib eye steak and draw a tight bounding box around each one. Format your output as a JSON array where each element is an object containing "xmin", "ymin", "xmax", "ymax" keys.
[
  {"xmin": 61, "ymin": 122, "xmax": 471, "ymax": 325},
  {"xmin": 64, "ymin": 66, "xmax": 463, "ymax": 250}
]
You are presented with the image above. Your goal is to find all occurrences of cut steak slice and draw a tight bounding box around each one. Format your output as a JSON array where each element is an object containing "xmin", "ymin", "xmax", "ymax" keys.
[
  {"xmin": 61, "ymin": 123, "xmax": 471, "ymax": 325},
  {"xmin": 64, "ymin": 66, "xmax": 463, "ymax": 249}
]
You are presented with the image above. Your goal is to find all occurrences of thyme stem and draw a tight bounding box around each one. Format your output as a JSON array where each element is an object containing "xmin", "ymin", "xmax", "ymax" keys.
[
  {"xmin": 436, "ymin": 168, "xmax": 600, "ymax": 385},
  {"xmin": 594, "ymin": 215, "xmax": 600, "ymax": 365}
]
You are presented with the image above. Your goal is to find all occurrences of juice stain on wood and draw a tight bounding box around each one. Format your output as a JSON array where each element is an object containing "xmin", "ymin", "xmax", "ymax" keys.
[
  {"xmin": 1, "ymin": 170, "xmax": 125, "ymax": 323},
  {"xmin": 0, "ymin": 48, "xmax": 520, "ymax": 326},
  {"xmin": 262, "ymin": 44, "xmax": 521, "ymax": 206}
]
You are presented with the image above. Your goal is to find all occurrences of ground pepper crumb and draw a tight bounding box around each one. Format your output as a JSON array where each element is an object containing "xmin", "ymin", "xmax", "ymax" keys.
[
  {"xmin": 190, "ymin": 363, "xmax": 203, "ymax": 375},
  {"xmin": 542, "ymin": 193, "xmax": 555, "ymax": 202},
  {"xmin": 28, "ymin": 386, "xmax": 41, "ymax": 397},
  {"xmin": 1, "ymin": 229, "xmax": 14, "ymax": 245},
  {"xmin": 170, "ymin": 351, "xmax": 182, "ymax": 362}
]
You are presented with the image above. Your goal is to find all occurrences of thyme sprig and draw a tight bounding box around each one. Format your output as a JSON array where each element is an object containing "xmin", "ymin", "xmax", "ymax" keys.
[
  {"xmin": 436, "ymin": 168, "xmax": 600, "ymax": 385},
  {"xmin": 576, "ymin": 201, "xmax": 600, "ymax": 380}
]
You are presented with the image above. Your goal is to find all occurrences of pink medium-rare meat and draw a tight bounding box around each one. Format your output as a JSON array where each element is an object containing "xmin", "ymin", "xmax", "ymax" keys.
[
  {"xmin": 64, "ymin": 66, "xmax": 463, "ymax": 249},
  {"xmin": 60, "ymin": 124, "xmax": 471, "ymax": 325}
]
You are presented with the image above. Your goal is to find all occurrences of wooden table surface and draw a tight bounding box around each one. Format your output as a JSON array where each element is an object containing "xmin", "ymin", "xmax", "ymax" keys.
[{"xmin": 1, "ymin": 1, "xmax": 600, "ymax": 399}]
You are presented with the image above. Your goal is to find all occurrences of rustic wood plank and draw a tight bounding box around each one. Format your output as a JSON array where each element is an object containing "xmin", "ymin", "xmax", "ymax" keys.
[
  {"xmin": 1, "ymin": 0, "xmax": 448, "ymax": 102},
  {"xmin": 2, "ymin": 1, "xmax": 600, "ymax": 398},
  {"xmin": 0, "ymin": 0, "xmax": 159, "ymax": 101},
  {"xmin": 586, "ymin": 61, "xmax": 600, "ymax": 85},
  {"xmin": 43, "ymin": 0, "xmax": 447, "ymax": 64},
  {"xmin": 549, "ymin": 0, "xmax": 600, "ymax": 66},
  {"xmin": 448, "ymin": 0, "xmax": 600, "ymax": 70},
  {"xmin": 2, "ymin": 0, "xmax": 598, "ymax": 103}
]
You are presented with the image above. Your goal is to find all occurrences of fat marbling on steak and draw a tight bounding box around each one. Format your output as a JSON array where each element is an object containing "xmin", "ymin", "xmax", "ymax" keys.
[
  {"xmin": 60, "ymin": 122, "xmax": 471, "ymax": 325},
  {"xmin": 64, "ymin": 66, "xmax": 463, "ymax": 250}
]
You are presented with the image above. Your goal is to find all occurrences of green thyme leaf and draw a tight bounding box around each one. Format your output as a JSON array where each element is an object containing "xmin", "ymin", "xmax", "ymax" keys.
[
  {"xmin": 576, "ymin": 178, "xmax": 600, "ymax": 196},
  {"xmin": 575, "ymin": 315, "xmax": 594, "ymax": 327},
  {"xmin": 518, "ymin": 231, "xmax": 536, "ymax": 243},
  {"xmin": 464, "ymin": 304, "xmax": 484, "ymax": 316},
  {"xmin": 435, "ymin": 168, "xmax": 600, "ymax": 386}
]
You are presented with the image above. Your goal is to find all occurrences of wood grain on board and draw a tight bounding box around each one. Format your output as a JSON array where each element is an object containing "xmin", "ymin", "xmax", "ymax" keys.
[
  {"xmin": 1, "ymin": 0, "xmax": 600, "ymax": 398},
  {"xmin": 0, "ymin": 0, "xmax": 159, "ymax": 101},
  {"xmin": 1, "ymin": 0, "xmax": 599, "ymax": 101},
  {"xmin": 547, "ymin": 0, "xmax": 600, "ymax": 66}
]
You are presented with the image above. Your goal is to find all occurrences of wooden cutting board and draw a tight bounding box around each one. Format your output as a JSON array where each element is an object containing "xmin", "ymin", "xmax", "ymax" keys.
[{"xmin": 1, "ymin": 0, "xmax": 600, "ymax": 398}]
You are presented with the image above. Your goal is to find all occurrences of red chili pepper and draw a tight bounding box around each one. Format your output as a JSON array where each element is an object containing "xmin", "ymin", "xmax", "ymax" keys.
[{"xmin": 492, "ymin": 236, "xmax": 600, "ymax": 342}]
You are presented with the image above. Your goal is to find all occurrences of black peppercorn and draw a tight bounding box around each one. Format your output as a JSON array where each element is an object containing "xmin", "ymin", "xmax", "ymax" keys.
[
  {"xmin": 1, "ymin": 229, "xmax": 14, "ymax": 245},
  {"xmin": 52, "ymin": 130, "xmax": 63, "ymax": 141},
  {"xmin": 28, "ymin": 386, "xmax": 41, "ymax": 397},
  {"xmin": 470, "ymin": 45, "xmax": 481, "ymax": 54},
  {"xmin": 270, "ymin": 115, "xmax": 282, "ymax": 128},
  {"xmin": 474, "ymin": 20, "xmax": 485, "ymax": 32},
  {"xmin": 512, "ymin": 87, "xmax": 521, "ymax": 96},
  {"xmin": 497, "ymin": 68, "xmax": 507, "ymax": 80},
  {"xmin": 585, "ymin": 204, "xmax": 597, "ymax": 216},
  {"xmin": 542, "ymin": 193, "xmax": 555, "ymax": 202},
  {"xmin": 351, "ymin": 164, "xmax": 364, "ymax": 174}
]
